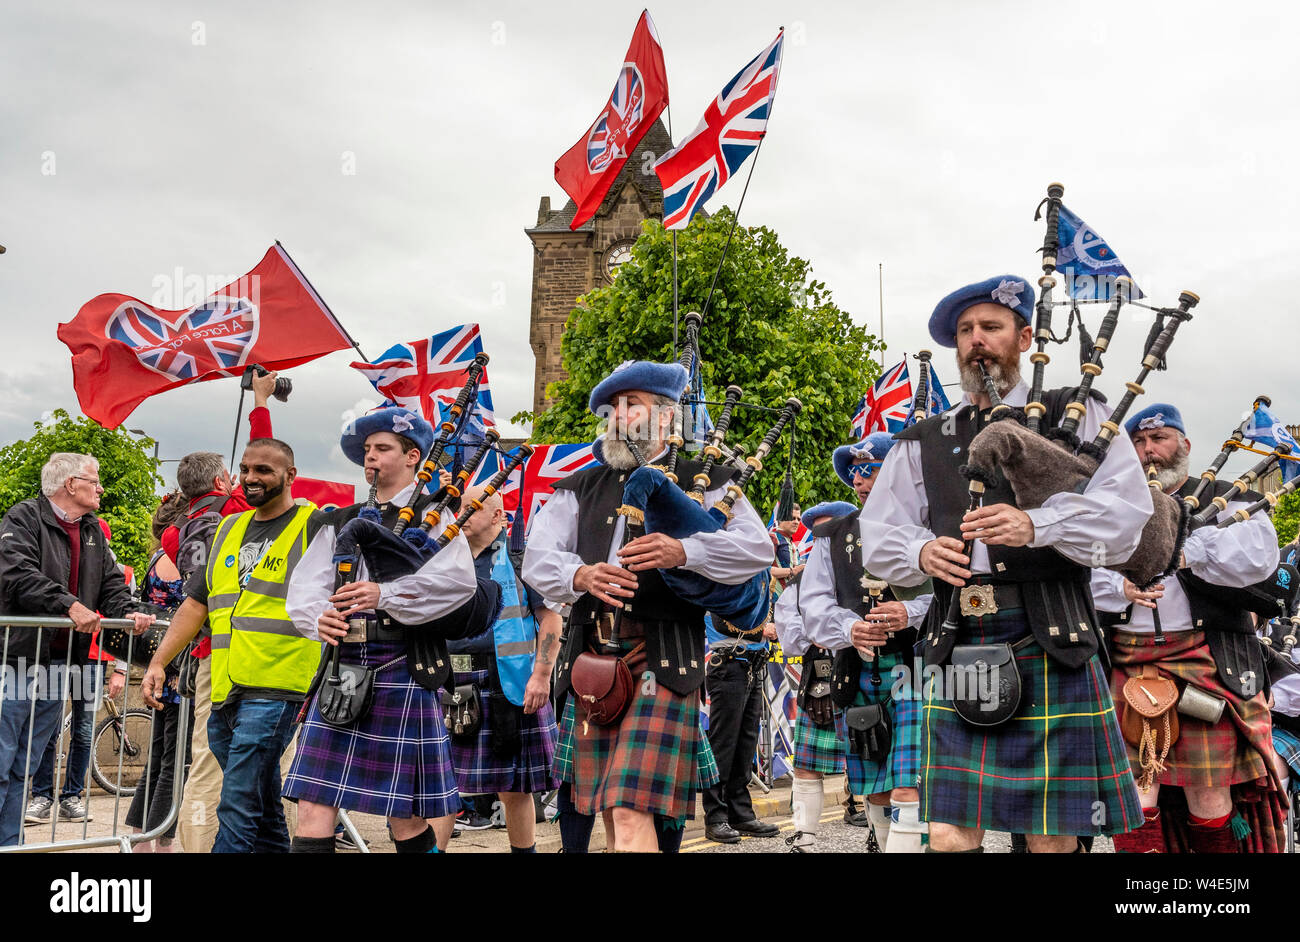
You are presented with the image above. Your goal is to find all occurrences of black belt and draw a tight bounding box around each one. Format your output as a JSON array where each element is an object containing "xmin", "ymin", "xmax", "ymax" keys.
[
  {"xmin": 450, "ymin": 652, "xmax": 492, "ymax": 673},
  {"xmin": 363, "ymin": 613, "xmax": 406, "ymax": 642}
]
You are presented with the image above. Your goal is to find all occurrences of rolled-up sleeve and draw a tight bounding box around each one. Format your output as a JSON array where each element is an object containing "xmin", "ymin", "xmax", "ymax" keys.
[
  {"xmin": 1182, "ymin": 500, "xmax": 1279, "ymax": 588},
  {"xmin": 773, "ymin": 581, "xmax": 809, "ymax": 654},
  {"xmin": 860, "ymin": 442, "xmax": 934, "ymax": 587},
  {"xmin": 800, "ymin": 539, "xmax": 858, "ymax": 650}
]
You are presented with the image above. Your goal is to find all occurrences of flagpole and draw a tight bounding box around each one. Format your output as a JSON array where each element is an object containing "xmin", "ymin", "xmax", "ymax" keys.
[
  {"xmin": 877, "ymin": 262, "xmax": 885, "ymax": 371},
  {"xmin": 275, "ymin": 240, "xmax": 372, "ymax": 363},
  {"xmin": 229, "ymin": 386, "xmax": 247, "ymax": 473},
  {"xmin": 700, "ymin": 134, "xmax": 767, "ymax": 322},
  {"xmin": 666, "ymin": 102, "xmax": 679, "ymax": 360}
]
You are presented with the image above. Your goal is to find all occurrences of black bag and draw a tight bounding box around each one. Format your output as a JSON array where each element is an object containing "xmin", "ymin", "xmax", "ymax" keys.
[
  {"xmin": 949, "ymin": 643, "xmax": 1021, "ymax": 727},
  {"xmin": 844, "ymin": 703, "xmax": 892, "ymax": 764},
  {"xmin": 441, "ymin": 683, "xmax": 482, "ymax": 740},
  {"xmin": 175, "ymin": 494, "xmax": 230, "ymax": 582},
  {"xmin": 174, "ymin": 641, "xmax": 202, "ymax": 699},
  {"xmin": 317, "ymin": 661, "xmax": 378, "ymax": 728}
]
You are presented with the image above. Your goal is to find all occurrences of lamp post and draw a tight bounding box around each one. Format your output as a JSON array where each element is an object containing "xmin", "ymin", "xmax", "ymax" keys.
[{"xmin": 127, "ymin": 428, "xmax": 160, "ymax": 463}]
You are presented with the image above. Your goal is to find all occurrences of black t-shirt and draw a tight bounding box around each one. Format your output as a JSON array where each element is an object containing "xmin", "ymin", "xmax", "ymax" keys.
[{"xmin": 186, "ymin": 505, "xmax": 308, "ymax": 708}]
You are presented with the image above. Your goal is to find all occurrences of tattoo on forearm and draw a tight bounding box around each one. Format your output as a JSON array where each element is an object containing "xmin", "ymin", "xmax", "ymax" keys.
[{"xmin": 538, "ymin": 634, "xmax": 560, "ymax": 666}]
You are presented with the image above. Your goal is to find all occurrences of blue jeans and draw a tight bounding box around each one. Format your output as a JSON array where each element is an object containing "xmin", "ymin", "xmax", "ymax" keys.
[
  {"xmin": 207, "ymin": 698, "xmax": 296, "ymax": 853},
  {"xmin": 32, "ymin": 662, "xmax": 103, "ymax": 800},
  {"xmin": 0, "ymin": 673, "xmax": 65, "ymax": 846}
]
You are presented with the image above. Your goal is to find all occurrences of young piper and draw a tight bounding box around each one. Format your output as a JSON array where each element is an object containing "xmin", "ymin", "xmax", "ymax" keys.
[
  {"xmin": 773, "ymin": 499, "xmax": 856, "ymax": 852},
  {"xmin": 523, "ymin": 360, "xmax": 773, "ymax": 852},
  {"xmin": 860, "ymin": 275, "xmax": 1151, "ymax": 853},
  {"xmin": 282, "ymin": 406, "xmax": 479, "ymax": 853},
  {"xmin": 801, "ymin": 432, "xmax": 933, "ymax": 853}
]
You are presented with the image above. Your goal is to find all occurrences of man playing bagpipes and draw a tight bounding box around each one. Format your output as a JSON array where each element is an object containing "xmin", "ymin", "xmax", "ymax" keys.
[
  {"xmin": 800, "ymin": 432, "xmax": 934, "ymax": 853},
  {"xmin": 860, "ymin": 275, "xmax": 1151, "ymax": 853},
  {"xmin": 1093, "ymin": 404, "xmax": 1287, "ymax": 852},
  {"xmin": 280, "ymin": 406, "xmax": 481, "ymax": 853},
  {"xmin": 522, "ymin": 360, "xmax": 774, "ymax": 852},
  {"xmin": 445, "ymin": 483, "xmax": 563, "ymax": 854}
]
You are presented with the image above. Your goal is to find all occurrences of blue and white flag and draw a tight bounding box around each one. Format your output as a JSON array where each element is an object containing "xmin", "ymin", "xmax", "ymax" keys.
[
  {"xmin": 906, "ymin": 362, "xmax": 952, "ymax": 426},
  {"xmin": 1245, "ymin": 402, "xmax": 1300, "ymax": 484},
  {"xmin": 1055, "ymin": 204, "xmax": 1144, "ymax": 302}
]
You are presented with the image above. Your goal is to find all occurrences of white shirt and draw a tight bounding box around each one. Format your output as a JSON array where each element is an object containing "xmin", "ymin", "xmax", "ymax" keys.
[
  {"xmin": 1091, "ymin": 492, "xmax": 1279, "ymax": 634},
  {"xmin": 859, "ymin": 379, "xmax": 1154, "ymax": 585},
  {"xmin": 521, "ymin": 454, "xmax": 775, "ymax": 605},
  {"xmin": 772, "ymin": 578, "xmax": 811, "ymax": 655},
  {"xmin": 1272, "ymin": 644, "xmax": 1300, "ymax": 718},
  {"xmin": 285, "ymin": 482, "xmax": 479, "ymax": 641},
  {"xmin": 800, "ymin": 537, "xmax": 932, "ymax": 651}
]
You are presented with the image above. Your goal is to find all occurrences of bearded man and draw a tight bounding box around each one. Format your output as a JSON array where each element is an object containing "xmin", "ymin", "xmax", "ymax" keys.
[
  {"xmin": 1093, "ymin": 404, "xmax": 1286, "ymax": 852},
  {"xmin": 859, "ymin": 275, "xmax": 1152, "ymax": 853},
  {"xmin": 522, "ymin": 360, "xmax": 773, "ymax": 852}
]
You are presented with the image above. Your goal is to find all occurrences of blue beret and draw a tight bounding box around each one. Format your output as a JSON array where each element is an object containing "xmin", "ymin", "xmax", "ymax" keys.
[
  {"xmin": 801, "ymin": 500, "xmax": 858, "ymax": 530},
  {"xmin": 588, "ymin": 360, "xmax": 688, "ymax": 415},
  {"xmin": 1125, "ymin": 403, "xmax": 1185, "ymax": 437},
  {"xmin": 340, "ymin": 406, "xmax": 434, "ymax": 467},
  {"xmin": 929, "ymin": 275, "xmax": 1036, "ymax": 348},
  {"xmin": 833, "ymin": 432, "xmax": 897, "ymax": 488}
]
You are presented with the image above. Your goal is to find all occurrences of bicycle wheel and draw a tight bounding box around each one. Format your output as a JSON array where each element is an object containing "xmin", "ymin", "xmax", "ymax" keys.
[{"xmin": 91, "ymin": 709, "xmax": 154, "ymax": 797}]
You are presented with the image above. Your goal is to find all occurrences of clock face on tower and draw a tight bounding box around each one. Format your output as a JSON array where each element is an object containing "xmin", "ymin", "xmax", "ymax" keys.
[{"xmin": 603, "ymin": 240, "xmax": 634, "ymax": 282}]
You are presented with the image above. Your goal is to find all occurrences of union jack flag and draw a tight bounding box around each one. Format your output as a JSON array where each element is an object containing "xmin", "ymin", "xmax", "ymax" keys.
[
  {"xmin": 472, "ymin": 442, "xmax": 599, "ymax": 532},
  {"xmin": 587, "ymin": 65, "xmax": 646, "ymax": 174},
  {"xmin": 861, "ymin": 358, "xmax": 913, "ymax": 435},
  {"xmin": 106, "ymin": 296, "xmax": 258, "ymax": 381},
  {"xmin": 654, "ymin": 30, "xmax": 783, "ymax": 230},
  {"xmin": 850, "ymin": 395, "xmax": 869, "ymax": 439},
  {"xmin": 350, "ymin": 323, "xmax": 495, "ymax": 430}
]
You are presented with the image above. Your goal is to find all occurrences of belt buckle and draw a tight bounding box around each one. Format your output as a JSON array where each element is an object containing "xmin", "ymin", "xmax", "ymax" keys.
[
  {"xmin": 450, "ymin": 654, "xmax": 475, "ymax": 674},
  {"xmin": 593, "ymin": 612, "xmax": 615, "ymax": 647},
  {"xmin": 343, "ymin": 612, "xmax": 374, "ymax": 644},
  {"xmin": 958, "ymin": 584, "xmax": 998, "ymax": 618}
]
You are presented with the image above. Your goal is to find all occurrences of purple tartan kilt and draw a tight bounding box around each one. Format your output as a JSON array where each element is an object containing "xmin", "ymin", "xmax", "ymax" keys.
[
  {"xmin": 449, "ymin": 668, "xmax": 559, "ymax": 795},
  {"xmin": 283, "ymin": 640, "xmax": 460, "ymax": 820}
]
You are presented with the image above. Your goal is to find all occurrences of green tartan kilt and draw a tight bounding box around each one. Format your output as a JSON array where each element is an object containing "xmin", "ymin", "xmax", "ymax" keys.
[
  {"xmin": 920, "ymin": 602, "xmax": 1143, "ymax": 836},
  {"xmin": 844, "ymin": 649, "xmax": 921, "ymax": 796}
]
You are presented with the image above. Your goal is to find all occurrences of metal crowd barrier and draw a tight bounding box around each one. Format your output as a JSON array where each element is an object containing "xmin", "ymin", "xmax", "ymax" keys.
[{"xmin": 0, "ymin": 615, "xmax": 188, "ymax": 853}]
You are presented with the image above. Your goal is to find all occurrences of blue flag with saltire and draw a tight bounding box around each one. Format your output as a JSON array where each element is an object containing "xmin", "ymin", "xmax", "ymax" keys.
[
  {"xmin": 1245, "ymin": 402, "xmax": 1300, "ymax": 484},
  {"xmin": 1055, "ymin": 203, "xmax": 1144, "ymax": 302}
]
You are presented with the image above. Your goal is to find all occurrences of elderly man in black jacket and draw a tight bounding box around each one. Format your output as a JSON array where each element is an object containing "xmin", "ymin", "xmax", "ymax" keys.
[{"xmin": 0, "ymin": 452, "xmax": 153, "ymax": 846}]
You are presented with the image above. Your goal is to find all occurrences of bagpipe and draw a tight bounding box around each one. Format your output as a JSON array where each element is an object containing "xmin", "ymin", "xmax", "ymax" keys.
[
  {"xmin": 308, "ymin": 355, "xmax": 532, "ymax": 723},
  {"xmin": 960, "ymin": 181, "xmax": 1201, "ymax": 587},
  {"xmin": 611, "ymin": 310, "xmax": 802, "ymax": 635}
]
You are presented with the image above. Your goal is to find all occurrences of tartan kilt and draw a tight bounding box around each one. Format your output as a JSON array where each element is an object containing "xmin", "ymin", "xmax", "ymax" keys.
[
  {"xmin": 554, "ymin": 696, "xmax": 719, "ymax": 793},
  {"xmin": 844, "ymin": 649, "xmax": 921, "ymax": 796},
  {"xmin": 1109, "ymin": 630, "xmax": 1274, "ymax": 788},
  {"xmin": 921, "ymin": 602, "xmax": 1143, "ymax": 836},
  {"xmin": 793, "ymin": 710, "xmax": 846, "ymax": 774},
  {"xmin": 448, "ymin": 668, "xmax": 559, "ymax": 796},
  {"xmin": 1110, "ymin": 630, "xmax": 1289, "ymax": 852},
  {"xmin": 1274, "ymin": 728, "xmax": 1300, "ymax": 783},
  {"xmin": 283, "ymin": 640, "xmax": 460, "ymax": 820}
]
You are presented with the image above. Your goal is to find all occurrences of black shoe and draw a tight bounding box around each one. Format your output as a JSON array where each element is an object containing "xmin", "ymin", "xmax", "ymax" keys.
[
  {"xmin": 731, "ymin": 818, "xmax": 779, "ymax": 838},
  {"xmin": 844, "ymin": 809, "xmax": 869, "ymax": 828},
  {"xmin": 705, "ymin": 822, "xmax": 742, "ymax": 844}
]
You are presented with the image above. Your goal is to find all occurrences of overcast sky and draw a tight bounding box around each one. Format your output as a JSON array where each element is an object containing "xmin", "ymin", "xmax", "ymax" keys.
[{"xmin": 3, "ymin": 1, "xmax": 1297, "ymax": 489}]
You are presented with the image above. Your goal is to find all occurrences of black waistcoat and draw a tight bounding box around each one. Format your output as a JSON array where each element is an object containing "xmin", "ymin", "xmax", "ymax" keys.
[
  {"xmin": 896, "ymin": 387, "xmax": 1103, "ymax": 669},
  {"xmin": 1100, "ymin": 476, "xmax": 1270, "ymax": 699},
  {"xmin": 326, "ymin": 489, "xmax": 454, "ymax": 692},
  {"xmin": 551, "ymin": 458, "xmax": 734, "ymax": 697}
]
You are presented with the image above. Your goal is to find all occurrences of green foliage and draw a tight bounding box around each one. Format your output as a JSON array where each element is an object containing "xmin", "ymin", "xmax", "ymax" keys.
[
  {"xmin": 0, "ymin": 409, "xmax": 163, "ymax": 579},
  {"xmin": 1274, "ymin": 489, "xmax": 1300, "ymax": 548},
  {"xmin": 531, "ymin": 209, "xmax": 883, "ymax": 515}
]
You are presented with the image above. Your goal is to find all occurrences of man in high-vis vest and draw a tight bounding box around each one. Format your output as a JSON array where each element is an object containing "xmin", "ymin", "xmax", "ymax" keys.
[
  {"xmin": 446, "ymin": 483, "xmax": 563, "ymax": 853},
  {"xmin": 143, "ymin": 437, "xmax": 321, "ymax": 853}
]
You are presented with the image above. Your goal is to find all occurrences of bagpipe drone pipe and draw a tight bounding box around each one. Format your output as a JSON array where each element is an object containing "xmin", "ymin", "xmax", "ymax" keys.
[
  {"xmin": 612, "ymin": 311, "xmax": 802, "ymax": 635},
  {"xmin": 957, "ymin": 181, "xmax": 1200, "ymax": 588}
]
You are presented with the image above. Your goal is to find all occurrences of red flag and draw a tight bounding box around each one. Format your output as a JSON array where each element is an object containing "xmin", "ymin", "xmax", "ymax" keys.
[
  {"xmin": 554, "ymin": 10, "xmax": 668, "ymax": 230},
  {"xmin": 292, "ymin": 476, "xmax": 358, "ymax": 510},
  {"xmin": 57, "ymin": 245, "xmax": 353, "ymax": 428}
]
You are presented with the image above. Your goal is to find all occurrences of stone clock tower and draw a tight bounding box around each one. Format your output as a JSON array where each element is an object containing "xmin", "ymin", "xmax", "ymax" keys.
[{"xmin": 526, "ymin": 119, "xmax": 672, "ymax": 417}]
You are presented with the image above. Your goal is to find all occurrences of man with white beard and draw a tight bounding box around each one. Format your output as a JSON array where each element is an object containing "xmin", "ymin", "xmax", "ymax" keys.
[
  {"xmin": 1093, "ymin": 403, "xmax": 1285, "ymax": 852},
  {"xmin": 523, "ymin": 360, "xmax": 773, "ymax": 852}
]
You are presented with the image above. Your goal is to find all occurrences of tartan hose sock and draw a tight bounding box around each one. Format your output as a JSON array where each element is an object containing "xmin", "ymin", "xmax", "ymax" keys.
[
  {"xmin": 1110, "ymin": 807, "xmax": 1166, "ymax": 854},
  {"xmin": 1187, "ymin": 811, "xmax": 1241, "ymax": 854}
]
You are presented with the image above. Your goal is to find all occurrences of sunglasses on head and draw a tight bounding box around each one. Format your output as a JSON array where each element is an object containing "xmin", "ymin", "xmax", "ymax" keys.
[{"xmin": 849, "ymin": 462, "xmax": 879, "ymax": 480}]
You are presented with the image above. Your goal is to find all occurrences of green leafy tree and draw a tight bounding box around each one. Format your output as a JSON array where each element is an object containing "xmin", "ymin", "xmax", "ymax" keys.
[
  {"xmin": 0, "ymin": 409, "xmax": 162, "ymax": 580},
  {"xmin": 1274, "ymin": 490, "xmax": 1300, "ymax": 548},
  {"xmin": 531, "ymin": 209, "xmax": 884, "ymax": 516}
]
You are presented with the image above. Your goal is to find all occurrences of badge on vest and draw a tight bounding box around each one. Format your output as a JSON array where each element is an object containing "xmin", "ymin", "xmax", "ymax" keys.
[{"xmin": 225, "ymin": 555, "xmax": 236, "ymax": 567}]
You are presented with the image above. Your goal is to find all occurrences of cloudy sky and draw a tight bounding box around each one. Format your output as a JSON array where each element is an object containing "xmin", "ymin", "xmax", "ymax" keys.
[{"xmin": 3, "ymin": 1, "xmax": 1296, "ymax": 488}]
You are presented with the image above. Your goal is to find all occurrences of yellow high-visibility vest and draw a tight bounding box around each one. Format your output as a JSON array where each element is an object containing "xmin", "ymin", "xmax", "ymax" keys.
[{"xmin": 205, "ymin": 504, "xmax": 320, "ymax": 705}]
